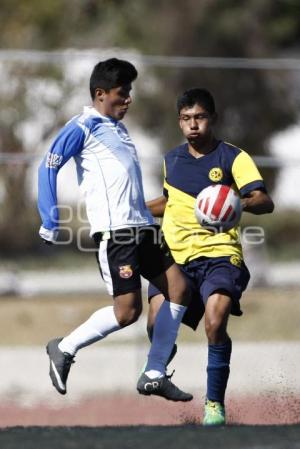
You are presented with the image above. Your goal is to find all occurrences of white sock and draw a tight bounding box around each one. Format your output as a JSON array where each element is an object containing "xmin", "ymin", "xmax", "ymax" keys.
[
  {"xmin": 145, "ymin": 300, "xmax": 186, "ymax": 379},
  {"xmin": 58, "ymin": 306, "xmax": 121, "ymax": 356}
]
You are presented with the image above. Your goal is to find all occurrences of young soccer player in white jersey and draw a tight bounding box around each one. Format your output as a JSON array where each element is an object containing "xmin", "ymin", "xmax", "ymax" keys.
[
  {"xmin": 146, "ymin": 88, "xmax": 274, "ymax": 424},
  {"xmin": 38, "ymin": 58, "xmax": 192, "ymax": 402}
]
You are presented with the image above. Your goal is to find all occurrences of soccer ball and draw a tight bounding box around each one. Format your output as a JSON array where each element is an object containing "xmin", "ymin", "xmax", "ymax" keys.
[{"xmin": 195, "ymin": 184, "xmax": 242, "ymax": 232}]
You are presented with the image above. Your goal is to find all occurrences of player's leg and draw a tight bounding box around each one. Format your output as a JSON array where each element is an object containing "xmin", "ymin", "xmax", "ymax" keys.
[
  {"xmin": 202, "ymin": 256, "xmax": 250, "ymax": 425},
  {"xmin": 152, "ymin": 261, "xmax": 191, "ymax": 306},
  {"xmin": 141, "ymin": 262, "xmax": 189, "ymax": 372},
  {"xmin": 142, "ymin": 265, "xmax": 204, "ymax": 380},
  {"xmin": 147, "ymin": 291, "xmax": 164, "ymax": 341},
  {"xmin": 203, "ymin": 291, "xmax": 231, "ymax": 425},
  {"xmin": 203, "ymin": 290, "xmax": 232, "ymax": 420},
  {"xmin": 137, "ymin": 264, "xmax": 192, "ymax": 400},
  {"xmin": 146, "ymin": 291, "xmax": 177, "ymax": 369},
  {"xmin": 59, "ymin": 290, "xmax": 142, "ymax": 354},
  {"xmin": 47, "ymin": 290, "xmax": 143, "ymax": 395},
  {"xmin": 205, "ymin": 290, "xmax": 231, "ymax": 344},
  {"xmin": 145, "ymin": 277, "xmax": 204, "ymax": 372},
  {"xmin": 139, "ymin": 227, "xmax": 190, "ymax": 374},
  {"xmin": 147, "ymin": 273, "xmax": 203, "ymax": 340},
  {"xmin": 47, "ymin": 230, "xmax": 142, "ymax": 395},
  {"xmin": 136, "ymin": 227, "xmax": 192, "ymax": 401}
]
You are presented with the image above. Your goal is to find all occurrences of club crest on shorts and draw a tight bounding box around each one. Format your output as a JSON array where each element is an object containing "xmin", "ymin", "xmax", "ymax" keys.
[
  {"xmin": 209, "ymin": 167, "xmax": 223, "ymax": 182},
  {"xmin": 119, "ymin": 265, "xmax": 133, "ymax": 279},
  {"xmin": 230, "ymin": 255, "xmax": 242, "ymax": 268}
]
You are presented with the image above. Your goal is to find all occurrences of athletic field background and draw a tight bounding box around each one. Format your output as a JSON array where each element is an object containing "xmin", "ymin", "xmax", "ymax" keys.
[
  {"xmin": 0, "ymin": 288, "xmax": 299, "ymax": 430},
  {"xmin": 1, "ymin": 288, "xmax": 299, "ymax": 447}
]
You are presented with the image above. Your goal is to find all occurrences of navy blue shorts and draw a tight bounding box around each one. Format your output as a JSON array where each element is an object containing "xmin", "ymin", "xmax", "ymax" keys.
[{"xmin": 148, "ymin": 255, "xmax": 250, "ymax": 330}]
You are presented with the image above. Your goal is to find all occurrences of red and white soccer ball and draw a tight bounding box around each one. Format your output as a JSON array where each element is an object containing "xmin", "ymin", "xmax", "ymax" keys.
[{"xmin": 195, "ymin": 184, "xmax": 242, "ymax": 232}]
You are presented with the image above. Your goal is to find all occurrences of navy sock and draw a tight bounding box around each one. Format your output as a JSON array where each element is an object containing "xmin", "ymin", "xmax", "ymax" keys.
[{"xmin": 206, "ymin": 338, "xmax": 232, "ymax": 404}]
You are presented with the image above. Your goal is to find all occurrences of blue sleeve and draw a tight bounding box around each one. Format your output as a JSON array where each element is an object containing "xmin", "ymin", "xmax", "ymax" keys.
[
  {"xmin": 38, "ymin": 120, "xmax": 85, "ymax": 231},
  {"xmin": 239, "ymin": 180, "xmax": 267, "ymax": 197}
]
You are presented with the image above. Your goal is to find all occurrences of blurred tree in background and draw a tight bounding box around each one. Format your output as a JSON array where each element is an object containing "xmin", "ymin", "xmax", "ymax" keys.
[
  {"xmin": 111, "ymin": 0, "xmax": 300, "ymax": 179},
  {"xmin": 0, "ymin": 62, "xmax": 70, "ymax": 253},
  {"xmin": 0, "ymin": 0, "xmax": 299, "ymax": 255}
]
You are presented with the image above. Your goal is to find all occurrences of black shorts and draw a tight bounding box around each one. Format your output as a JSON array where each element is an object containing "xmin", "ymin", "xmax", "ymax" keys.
[
  {"xmin": 148, "ymin": 255, "xmax": 250, "ymax": 330},
  {"xmin": 94, "ymin": 226, "xmax": 174, "ymax": 297}
]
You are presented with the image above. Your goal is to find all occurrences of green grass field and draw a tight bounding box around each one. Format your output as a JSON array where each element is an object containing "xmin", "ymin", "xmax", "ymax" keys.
[{"xmin": 0, "ymin": 287, "xmax": 298, "ymax": 345}]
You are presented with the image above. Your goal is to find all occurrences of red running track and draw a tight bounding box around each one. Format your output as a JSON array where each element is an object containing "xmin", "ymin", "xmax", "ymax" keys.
[{"xmin": 0, "ymin": 394, "xmax": 299, "ymax": 427}]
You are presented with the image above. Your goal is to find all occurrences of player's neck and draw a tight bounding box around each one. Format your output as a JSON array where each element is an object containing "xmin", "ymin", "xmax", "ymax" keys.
[
  {"xmin": 92, "ymin": 102, "xmax": 118, "ymax": 121},
  {"xmin": 187, "ymin": 136, "xmax": 218, "ymax": 158},
  {"xmin": 93, "ymin": 104, "xmax": 107, "ymax": 118}
]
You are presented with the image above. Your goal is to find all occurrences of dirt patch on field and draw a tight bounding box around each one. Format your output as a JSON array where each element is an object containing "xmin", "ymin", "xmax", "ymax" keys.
[{"xmin": 0, "ymin": 394, "xmax": 299, "ymax": 427}]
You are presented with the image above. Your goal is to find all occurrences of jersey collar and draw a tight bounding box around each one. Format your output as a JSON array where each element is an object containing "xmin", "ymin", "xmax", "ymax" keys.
[{"xmin": 83, "ymin": 106, "xmax": 118, "ymax": 123}]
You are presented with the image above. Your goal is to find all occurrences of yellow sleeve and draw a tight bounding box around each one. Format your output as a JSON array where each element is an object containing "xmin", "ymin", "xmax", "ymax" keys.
[
  {"xmin": 163, "ymin": 160, "xmax": 168, "ymax": 196},
  {"xmin": 232, "ymin": 150, "xmax": 263, "ymax": 190}
]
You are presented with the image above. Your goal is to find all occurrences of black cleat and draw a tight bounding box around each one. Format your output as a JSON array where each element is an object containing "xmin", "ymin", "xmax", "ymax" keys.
[
  {"xmin": 137, "ymin": 372, "xmax": 193, "ymax": 402},
  {"xmin": 46, "ymin": 338, "xmax": 75, "ymax": 395}
]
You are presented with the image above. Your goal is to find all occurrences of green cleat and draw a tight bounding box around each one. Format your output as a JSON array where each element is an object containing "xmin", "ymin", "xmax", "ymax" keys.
[{"xmin": 203, "ymin": 400, "xmax": 226, "ymax": 426}]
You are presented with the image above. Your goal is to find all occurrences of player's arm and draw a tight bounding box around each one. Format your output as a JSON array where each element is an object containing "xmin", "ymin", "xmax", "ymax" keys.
[
  {"xmin": 38, "ymin": 121, "xmax": 86, "ymax": 243},
  {"xmin": 232, "ymin": 150, "xmax": 274, "ymax": 216},
  {"xmin": 146, "ymin": 159, "xmax": 169, "ymax": 217},
  {"xmin": 241, "ymin": 190, "xmax": 274, "ymax": 214},
  {"xmin": 146, "ymin": 195, "xmax": 167, "ymax": 217}
]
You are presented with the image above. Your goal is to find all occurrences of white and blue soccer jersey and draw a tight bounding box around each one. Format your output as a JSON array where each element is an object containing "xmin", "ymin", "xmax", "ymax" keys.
[{"xmin": 38, "ymin": 106, "xmax": 154, "ymax": 239}]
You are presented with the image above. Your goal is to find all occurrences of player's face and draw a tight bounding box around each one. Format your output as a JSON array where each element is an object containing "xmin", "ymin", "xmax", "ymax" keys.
[
  {"xmin": 179, "ymin": 104, "xmax": 216, "ymax": 144},
  {"xmin": 96, "ymin": 84, "xmax": 132, "ymax": 120}
]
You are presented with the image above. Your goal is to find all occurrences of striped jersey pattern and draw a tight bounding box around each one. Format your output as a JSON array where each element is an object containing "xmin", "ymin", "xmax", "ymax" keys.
[{"xmin": 38, "ymin": 106, "xmax": 154, "ymax": 237}]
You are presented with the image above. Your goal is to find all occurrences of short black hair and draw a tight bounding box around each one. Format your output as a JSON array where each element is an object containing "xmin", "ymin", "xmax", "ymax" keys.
[
  {"xmin": 90, "ymin": 58, "xmax": 138, "ymax": 100},
  {"xmin": 177, "ymin": 88, "xmax": 215, "ymax": 115}
]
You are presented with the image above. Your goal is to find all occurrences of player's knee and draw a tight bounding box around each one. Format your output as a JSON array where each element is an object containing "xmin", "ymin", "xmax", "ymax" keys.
[
  {"xmin": 117, "ymin": 306, "xmax": 142, "ymax": 327},
  {"xmin": 205, "ymin": 318, "xmax": 226, "ymax": 343},
  {"xmin": 170, "ymin": 279, "xmax": 191, "ymax": 305}
]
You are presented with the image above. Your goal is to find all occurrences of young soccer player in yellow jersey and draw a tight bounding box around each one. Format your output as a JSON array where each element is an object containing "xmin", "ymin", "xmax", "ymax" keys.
[{"xmin": 146, "ymin": 88, "xmax": 274, "ymax": 425}]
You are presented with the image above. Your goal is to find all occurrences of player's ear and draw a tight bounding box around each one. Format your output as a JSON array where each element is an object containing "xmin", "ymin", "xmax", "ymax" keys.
[
  {"xmin": 95, "ymin": 88, "xmax": 107, "ymax": 102},
  {"xmin": 178, "ymin": 115, "xmax": 184, "ymax": 130}
]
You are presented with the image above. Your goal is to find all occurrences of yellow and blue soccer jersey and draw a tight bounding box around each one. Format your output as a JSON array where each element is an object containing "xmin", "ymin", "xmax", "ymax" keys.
[{"xmin": 162, "ymin": 141, "xmax": 266, "ymax": 264}]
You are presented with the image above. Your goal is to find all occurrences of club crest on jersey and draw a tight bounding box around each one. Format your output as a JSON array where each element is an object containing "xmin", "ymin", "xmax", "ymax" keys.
[
  {"xmin": 209, "ymin": 167, "xmax": 223, "ymax": 182},
  {"xmin": 119, "ymin": 265, "xmax": 133, "ymax": 279},
  {"xmin": 230, "ymin": 255, "xmax": 242, "ymax": 268}
]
